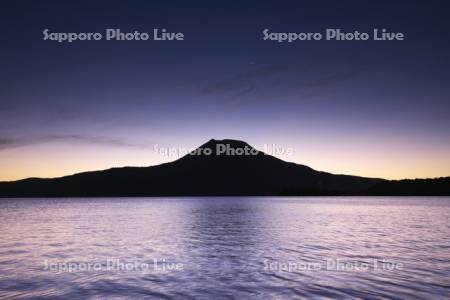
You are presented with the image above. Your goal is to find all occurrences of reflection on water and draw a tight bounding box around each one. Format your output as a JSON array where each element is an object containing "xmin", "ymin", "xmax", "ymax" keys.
[{"xmin": 0, "ymin": 197, "xmax": 449, "ymax": 299}]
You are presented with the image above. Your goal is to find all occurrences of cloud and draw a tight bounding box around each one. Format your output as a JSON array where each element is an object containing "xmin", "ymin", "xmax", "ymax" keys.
[
  {"xmin": 0, "ymin": 135, "xmax": 151, "ymax": 151},
  {"xmin": 303, "ymin": 68, "xmax": 364, "ymax": 87},
  {"xmin": 227, "ymin": 85, "xmax": 255, "ymax": 102},
  {"xmin": 201, "ymin": 65, "xmax": 295, "ymax": 95},
  {"xmin": 200, "ymin": 60, "xmax": 369, "ymax": 102}
]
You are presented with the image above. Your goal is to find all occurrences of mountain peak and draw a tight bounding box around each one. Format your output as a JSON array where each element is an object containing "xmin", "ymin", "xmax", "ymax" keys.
[
  {"xmin": 191, "ymin": 138, "xmax": 261, "ymax": 157},
  {"xmin": 203, "ymin": 138, "xmax": 252, "ymax": 149},
  {"xmin": 174, "ymin": 138, "xmax": 264, "ymax": 164}
]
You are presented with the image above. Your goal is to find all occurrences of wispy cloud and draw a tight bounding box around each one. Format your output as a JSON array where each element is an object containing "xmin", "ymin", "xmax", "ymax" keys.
[
  {"xmin": 201, "ymin": 65, "xmax": 295, "ymax": 95},
  {"xmin": 200, "ymin": 61, "xmax": 369, "ymax": 102},
  {"xmin": 0, "ymin": 135, "xmax": 151, "ymax": 150}
]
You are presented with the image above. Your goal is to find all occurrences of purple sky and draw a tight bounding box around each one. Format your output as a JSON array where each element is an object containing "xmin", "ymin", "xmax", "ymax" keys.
[{"xmin": 1, "ymin": 0, "xmax": 449, "ymax": 180}]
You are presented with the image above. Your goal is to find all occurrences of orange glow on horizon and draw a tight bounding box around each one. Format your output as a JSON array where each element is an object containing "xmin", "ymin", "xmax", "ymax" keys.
[{"xmin": 0, "ymin": 138, "xmax": 449, "ymax": 182}]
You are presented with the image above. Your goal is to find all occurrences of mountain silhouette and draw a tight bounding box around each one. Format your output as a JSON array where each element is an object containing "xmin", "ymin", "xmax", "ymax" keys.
[{"xmin": 0, "ymin": 139, "xmax": 449, "ymax": 197}]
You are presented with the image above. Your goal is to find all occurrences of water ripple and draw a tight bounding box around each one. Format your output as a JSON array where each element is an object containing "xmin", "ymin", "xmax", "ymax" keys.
[{"xmin": 0, "ymin": 197, "xmax": 449, "ymax": 299}]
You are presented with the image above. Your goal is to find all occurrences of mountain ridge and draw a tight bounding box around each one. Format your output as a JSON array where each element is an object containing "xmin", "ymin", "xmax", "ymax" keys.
[{"xmin": 0, "ymin": 139, "xmax": 449, "ymax": 197}]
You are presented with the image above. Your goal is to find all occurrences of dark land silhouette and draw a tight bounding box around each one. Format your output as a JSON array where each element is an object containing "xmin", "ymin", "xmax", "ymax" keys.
[{"xmin": 0, "ymin": 139, "xmax": 449, "ymax": 197}]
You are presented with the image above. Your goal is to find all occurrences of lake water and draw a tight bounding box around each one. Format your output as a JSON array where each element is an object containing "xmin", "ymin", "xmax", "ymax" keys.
[{"xmin": 0, "ymin": 197, "xmax": 449, "ymax": 299}]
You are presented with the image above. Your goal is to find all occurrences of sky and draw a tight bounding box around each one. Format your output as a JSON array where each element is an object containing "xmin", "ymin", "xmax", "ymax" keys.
[{"xmin": 1, "ymin": 0, "xmax": 450, "ymax": 181}]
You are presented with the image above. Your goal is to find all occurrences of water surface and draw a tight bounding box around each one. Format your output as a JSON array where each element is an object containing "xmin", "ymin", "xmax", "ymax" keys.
[{"xmin": 0, "ymin": 197, "xmax": 449, "ymax": 299}]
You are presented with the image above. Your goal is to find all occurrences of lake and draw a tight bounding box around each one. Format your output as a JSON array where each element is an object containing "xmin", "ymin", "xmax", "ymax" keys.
[{"xmin": 0, "ymin": 197, "xmax": 449, "ymax": 299}]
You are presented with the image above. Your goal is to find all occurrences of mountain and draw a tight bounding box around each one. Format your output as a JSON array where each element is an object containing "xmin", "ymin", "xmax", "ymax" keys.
[
  {"xmin": 365, "ymin": 177, "xmax": 450, "ymax": 196},
  {"xmin": 0, "ymin": 139, "xmax": 448, "ymax": 197}
]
